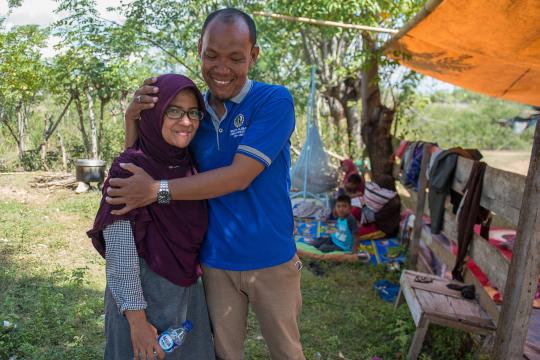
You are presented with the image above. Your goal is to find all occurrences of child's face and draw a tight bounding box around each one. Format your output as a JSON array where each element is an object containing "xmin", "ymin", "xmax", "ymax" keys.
[
  {"xmin": 345, "ymin": 183, "xmax": 356, "ymax": 193},
  {"xmin": 335, "ymin": 201, "xmax": 351, "ymax": 218}
]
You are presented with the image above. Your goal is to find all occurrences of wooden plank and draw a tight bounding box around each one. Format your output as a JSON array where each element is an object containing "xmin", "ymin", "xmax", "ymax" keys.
[
  {"xmin": 410, "ymin": 279, "xmax": 463, "ymax": 299},
  {"xmin": 420, "ymin": 226, "xmax": 455, "ymax": 267},
  {"xmin": 442, "ymin": 211, "xmax": 510, "ymax": 293},
  {"xmin": 404, "ymin": 270, "xmax": 463, "ymax": 298},
  {"xmin": 399, "ymin": 185, "xmax": 429, "ymax": 216},
  {"xmin": 464, "ymin": 270, "xmax": 501, "ymax": 325},
  {"xmin": 410, "ymin": 144, "xmax": 432, "ymax": 268},
  {"xmin": 415, "ymin": 289, "xmax": 494, "ymax": 330},
  {"xmin": 407, "ymin": 315, "xmax": 429, "ymax": 360},
  {"xmin": 394, "ymin": 286, "xmax": 405, "ymax": 310},
  {"xmin": 403, "ymin": 270, "xmax": 492, "ymax": 326},
  {"xmin": 417, "ymin": 252, "xmax": 434, "ymax": 274},
  {"xmin": 447, "ymin": 294, "xmax": 493, "ymax": 326},
  {"xmin": 493, "ymin": 124, "xmax": 540, "ymax": 359},
  {"xmin": 419, "ymin": 290, "xmax": 448, "ymax": 314},
  {"xmin": 426, "ymin": 313, "xmax": 495, "ymax": 335},
  {"xmin": 416, "ymin": 290, "xmax": 458, "ymax": 320},
  {"xmin": 420, "ymin": 227, "xmax": 502, "ymax": 324},
  {"xmin": 401, "ymin": 271, "xmax": 424, "ymax": 326},
  {"xmin": 452, "ymin": 157, "xmax": 524, "ymax": 226}
]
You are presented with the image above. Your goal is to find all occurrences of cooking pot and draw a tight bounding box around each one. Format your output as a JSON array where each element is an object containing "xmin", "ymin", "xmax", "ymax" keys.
[{"xmin": 75, "ymin": 159, "xmax": 106, "ymax": 183}]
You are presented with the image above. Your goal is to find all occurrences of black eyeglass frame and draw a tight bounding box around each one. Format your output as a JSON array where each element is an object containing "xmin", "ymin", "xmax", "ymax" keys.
[{"xmin": 164, "ymin": 106, "xmax": 204, "ymax": 121}]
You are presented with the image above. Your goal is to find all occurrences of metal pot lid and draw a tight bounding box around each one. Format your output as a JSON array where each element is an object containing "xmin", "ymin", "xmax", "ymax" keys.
[{"xmin": 75, "ymin": 159, "xmax": 106, "ymax": 166}]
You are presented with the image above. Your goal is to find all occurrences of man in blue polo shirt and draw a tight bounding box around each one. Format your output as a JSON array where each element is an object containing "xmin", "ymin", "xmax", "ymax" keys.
[{"xmin": 107, "ymin": 8, "xmax": 305, "ymax": 360}]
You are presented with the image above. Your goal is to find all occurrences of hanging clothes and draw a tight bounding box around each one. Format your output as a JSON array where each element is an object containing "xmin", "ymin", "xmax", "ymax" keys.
[
  {"xmin": 406, "ymin": 142, "xmax": 425, "ymax": 191},
  {"xmin": 452, "ymin": 161, "xmax": 491, "ymax": 282},
  {"xmin": 428, "ymin": 147, "xmax": 483, "ymax": 234}
]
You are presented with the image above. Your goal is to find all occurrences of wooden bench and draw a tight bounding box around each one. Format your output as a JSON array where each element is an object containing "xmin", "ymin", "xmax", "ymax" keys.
[
  {"xmin": 394, "ymin": 143, "xmax": 529, "ymax": 359},
  {"xmin": 397, "ymin": 269, "xmax": 496, "ymax": 359}
]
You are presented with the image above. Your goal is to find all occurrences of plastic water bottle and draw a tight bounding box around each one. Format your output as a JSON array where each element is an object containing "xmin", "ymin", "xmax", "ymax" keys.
[{"xmin": 157, "ymin": 320, "xmax": 193, "ymax": 353}]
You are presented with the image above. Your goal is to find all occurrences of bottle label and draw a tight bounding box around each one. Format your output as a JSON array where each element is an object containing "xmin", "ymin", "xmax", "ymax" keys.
[{"xmin": 158, "ymin": 332, "xmax": 175, "ymax": 353}]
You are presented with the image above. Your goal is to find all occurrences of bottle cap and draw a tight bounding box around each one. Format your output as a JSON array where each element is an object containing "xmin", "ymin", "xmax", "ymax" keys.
[{"xmin": 182, "ymin": 320, "xmax": 193, "ymax": 332}]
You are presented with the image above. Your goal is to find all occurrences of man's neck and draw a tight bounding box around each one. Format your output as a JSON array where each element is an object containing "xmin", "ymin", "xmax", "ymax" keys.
[
  {"xmin": 208, "ymin": 94, "xmax": 226, "ymax": 119},
  {"xmin": 207, "ymin": 79, "xmax": 251, "ymax": 119}
]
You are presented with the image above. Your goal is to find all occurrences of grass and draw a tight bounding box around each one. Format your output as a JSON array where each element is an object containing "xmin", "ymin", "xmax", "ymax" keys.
[{"xmin": 0, "ymin": 173, "xmax": 485, "ymax": 359}]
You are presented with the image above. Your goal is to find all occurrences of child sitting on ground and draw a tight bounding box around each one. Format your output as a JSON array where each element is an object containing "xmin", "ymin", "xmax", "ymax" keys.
[
  {"xmin": 361, "ymin": 174, "xmax": 398, "ymax": 225},
  {"xmin": 360, "ymin": 174, "xmax": 402, "ymax": 236},
  {"xmin": 310, "ymin": 194, "xmax": 359, "ymax": 253},
  {"xmin": 344, "ymin": 173, "xmax": 365, "ymax": 198},
  {"xmin": 330, "ymin": 173, "xmax": 364, "ymax": 221}
]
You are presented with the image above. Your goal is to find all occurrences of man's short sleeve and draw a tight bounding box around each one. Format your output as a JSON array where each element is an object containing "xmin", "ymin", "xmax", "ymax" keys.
[{"xmin": 237, "ymin": 88, "xmax": 295, "ymax": 167}]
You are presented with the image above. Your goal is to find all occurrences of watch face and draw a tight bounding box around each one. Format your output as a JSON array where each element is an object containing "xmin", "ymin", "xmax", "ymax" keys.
[{"xmin": 157, "ymin": 190, "xmax": 171, "ymax": 204}]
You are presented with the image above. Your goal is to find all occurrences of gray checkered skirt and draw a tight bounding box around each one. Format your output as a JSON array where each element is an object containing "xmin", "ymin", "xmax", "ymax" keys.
[{"xmin": 104, "ymin": 258, "xmax": 215, "ymax": 359}]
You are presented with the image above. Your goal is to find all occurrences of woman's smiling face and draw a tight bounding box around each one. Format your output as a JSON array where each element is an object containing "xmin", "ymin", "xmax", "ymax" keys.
[{"xmin": 161, "ymin": 89, "xmax": 201, "ymax": 149}]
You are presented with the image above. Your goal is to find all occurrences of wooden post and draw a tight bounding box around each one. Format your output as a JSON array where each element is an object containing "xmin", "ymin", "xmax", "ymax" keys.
[
  {"xmin": 492, "ymin": 124, "xmax": 540, "ymax": 359},
  {"xmin": 409, "ymin": 143, "xmax": 432, "ymax": 268}
]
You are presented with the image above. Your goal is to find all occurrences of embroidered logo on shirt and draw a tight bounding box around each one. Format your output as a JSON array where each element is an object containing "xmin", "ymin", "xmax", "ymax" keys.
[
  {"xmin": 231, "ymin": 114, "xmax": 246, "ymax": 138},
  {"xmin": 234, "ymin": 114, "xmax": 244, "ymax": 128}
]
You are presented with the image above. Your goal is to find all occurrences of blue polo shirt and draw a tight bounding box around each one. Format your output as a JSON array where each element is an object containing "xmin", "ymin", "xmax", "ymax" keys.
[{"xmin": 190, "ymin": 80, "xmax": 296, "ymax": 271}]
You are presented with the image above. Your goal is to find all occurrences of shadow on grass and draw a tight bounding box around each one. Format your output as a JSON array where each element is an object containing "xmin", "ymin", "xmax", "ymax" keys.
[{"xmin": 1, "ymin": 255, "xmax": 105, "ymax": 360}]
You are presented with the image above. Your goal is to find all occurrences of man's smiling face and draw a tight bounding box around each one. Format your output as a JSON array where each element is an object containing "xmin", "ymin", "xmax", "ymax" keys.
[{"xmin": 198, "ymin": 17, "xmax": 259, "ymax": 102}]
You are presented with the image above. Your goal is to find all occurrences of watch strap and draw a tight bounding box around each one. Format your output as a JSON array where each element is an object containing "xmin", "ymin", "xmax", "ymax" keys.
[{"xmin": 157, "ymin": 180, "xmax": 171, "ymax": 204}]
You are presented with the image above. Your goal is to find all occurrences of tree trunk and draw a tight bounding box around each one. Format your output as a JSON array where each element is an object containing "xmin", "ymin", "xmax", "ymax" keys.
[
  {"xmin": 38, "ymin": 96, "xmax": 73, "ymax": 153},
  {"xmin": 1, "ymin": 116, "xmax": 21, "ymax": 153},
  {"xmin": 323, "ymin": 96, "xmax": 348, "ymax": 156},
  {"xmin": 86, "ymin": 90, "xmax": 98, "ymax": 159},
  {"xmin": 324, "ymin": 76, "xmax": 362, "ymax": 158},
  {"xmin": 40, "ymin": 115, "xmax": 52, "ymax": 170},
  {"xmin": 16, "ymin": 107, "xmax": 26, "ymax": 160},
  {"xmin": 58, "ymin": 132, "xmax": 68, "ymax": 172},
  {"xmin": 74, "ymin": 94, "xmax": 90, "ymax": 157},
  {"xmin": 344, "ymin": 103, "xmax": 362, "ymax": 156},
  {"xmin": 97, "ymin": 97, "xmax": 110, "ymax": 153},
  {"xmin": 361, "ymin": 33, "xmax": 395, "ymax": 178}
]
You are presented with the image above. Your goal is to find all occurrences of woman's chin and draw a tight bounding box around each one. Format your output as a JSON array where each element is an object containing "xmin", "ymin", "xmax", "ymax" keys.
[{"xmin": 169, "ymin": 138, "xmax": 192, "ymax": 149}]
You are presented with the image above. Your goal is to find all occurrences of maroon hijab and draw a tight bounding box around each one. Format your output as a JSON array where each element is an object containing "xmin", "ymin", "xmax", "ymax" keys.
[
  {"xmin": 88, "ymin": 74, "xmax": 207, "ymax": 287},
  {"xmin": 341, "ymin": 159, "xmax": 359, "ymax": 185}
]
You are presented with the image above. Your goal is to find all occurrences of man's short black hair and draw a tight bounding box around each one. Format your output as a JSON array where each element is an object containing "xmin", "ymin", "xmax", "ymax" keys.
[
  {"xmin": 336, "ymin": 194, "xmax": 351, "ymax": 205},
  {"xmin": 201, "ymin": 8, "xmax": 257, "ymax": 46},
  {"xmin": 347, "ymin": 173, "xmax": 363, "ymax": 185}
]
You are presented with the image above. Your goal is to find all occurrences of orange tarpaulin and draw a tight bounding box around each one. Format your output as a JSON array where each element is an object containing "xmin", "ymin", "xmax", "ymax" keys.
[{"xmin": 385, "ymin": 0, "xmax": 540, "ymax": 106}]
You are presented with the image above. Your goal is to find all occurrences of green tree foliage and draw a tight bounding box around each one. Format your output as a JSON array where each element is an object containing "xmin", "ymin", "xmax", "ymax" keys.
[
  {"xmin": 108, "ymin": 0, "xmax": 425, "ymax": 167},
  {"xmin": 0, "ymin": 24, "xmax": 48, "ymax": 160},
  {"xmin": 52, "ymin": 0, "xmax": 146, "ymax": 159},
  {"xmin": 0, "ymin": 1, "xmax": 534, "ymax": 173},
  {"xmin": 397, "ymin": 89, "xmax": 533, "ymax": 150},
  {"xmin": 257, "ymin": 0, "xmax": 424, "ymax": 157}
]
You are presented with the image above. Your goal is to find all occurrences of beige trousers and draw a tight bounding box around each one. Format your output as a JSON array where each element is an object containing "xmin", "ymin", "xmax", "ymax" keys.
[{"xmin": 202, "ymin": 255, "xmax": 305, "ymax": 360}]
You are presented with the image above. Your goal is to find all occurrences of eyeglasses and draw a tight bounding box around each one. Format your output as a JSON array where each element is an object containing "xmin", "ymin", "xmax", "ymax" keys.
[{"xmin": 164, "ymin": 107, "xmax": 204, "ymax": 121}]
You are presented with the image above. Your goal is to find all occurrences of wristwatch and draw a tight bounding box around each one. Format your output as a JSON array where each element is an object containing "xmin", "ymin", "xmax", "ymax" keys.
[{"xmin": 157, "ymin": 180, "xmax": 171, "ymax": 205}]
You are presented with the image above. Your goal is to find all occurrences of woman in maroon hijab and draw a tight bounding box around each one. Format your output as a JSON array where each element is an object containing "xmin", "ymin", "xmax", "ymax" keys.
[{"xmin": 88, "ymin": 74, "xmax": 214, "ymax": 360}]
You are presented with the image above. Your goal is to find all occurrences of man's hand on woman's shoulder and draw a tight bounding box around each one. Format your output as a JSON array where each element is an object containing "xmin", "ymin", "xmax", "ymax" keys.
[
  {"xmin": 124, "ymin": 77, "xmax": 161, "ymax": 148},
  {"xmin": 125, "ymin": 77, "xmax": 160, "ymax": 122},
  {"xmin": 106, "ymin": 163, "xmax": 159, "ymax": 215}
]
